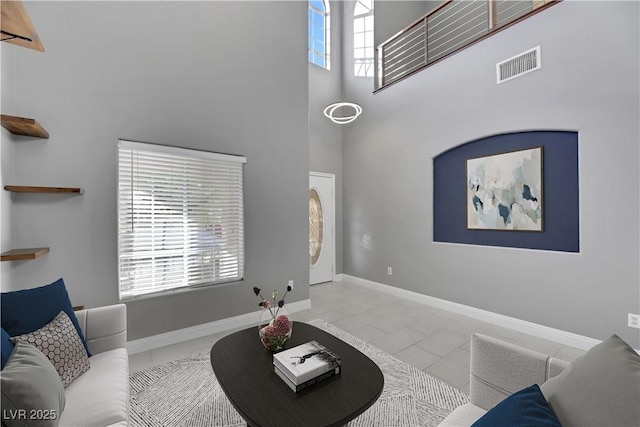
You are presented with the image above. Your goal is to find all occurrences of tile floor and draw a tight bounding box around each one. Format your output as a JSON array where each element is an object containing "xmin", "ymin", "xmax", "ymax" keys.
[{"xmin": 129, "ymin": 279, "xmax": 586, "ymax": 393}]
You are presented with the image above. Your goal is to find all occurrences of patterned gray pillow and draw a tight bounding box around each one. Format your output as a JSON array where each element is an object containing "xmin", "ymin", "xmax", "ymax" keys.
[{"xmin": 11, "ymin": 311, "xmax": 90, "ymax": 388}]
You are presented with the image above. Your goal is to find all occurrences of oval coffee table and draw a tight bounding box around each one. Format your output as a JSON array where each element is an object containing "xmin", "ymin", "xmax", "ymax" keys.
[{"xmin": 210, "ymin": 321, "xmax": 384, "ymax": 427}]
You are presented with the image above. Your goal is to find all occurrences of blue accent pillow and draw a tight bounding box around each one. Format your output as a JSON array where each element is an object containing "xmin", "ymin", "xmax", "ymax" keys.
[
  {"xmin": 1, "ymin": 278, "xmax": 91, "ymax": 357},
  {"xmin": 472, "ymin": 384, "xmax": 562, "ymax": 427},
  {"xmin": 1, "ymin": 328, "xmax": 14, "ymax": 370}
]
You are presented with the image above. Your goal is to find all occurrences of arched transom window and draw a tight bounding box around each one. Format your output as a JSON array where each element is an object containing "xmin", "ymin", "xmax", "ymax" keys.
[
  {"xmin": 354, "ymin": 0, "xmax": 374, "ymax": 77},
  {"xmin": 308, "ymin": 0, "xmax": 331, "ymax": 70}
]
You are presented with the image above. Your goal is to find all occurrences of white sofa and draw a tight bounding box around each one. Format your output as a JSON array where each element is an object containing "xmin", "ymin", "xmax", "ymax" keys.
[
  {"xmin": 439, "ymin": 333, "xmax": 640, "ymax": 427},
  {"xmin": 58, "ymin": 304, "xmax": 129, "ymax": 427},
  {"xmin": 439, "ymin": 333, "xmax": 569, "ymax": 426}
]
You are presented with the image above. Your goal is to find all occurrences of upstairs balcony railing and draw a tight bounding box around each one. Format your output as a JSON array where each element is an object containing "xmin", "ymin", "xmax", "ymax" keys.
[{"xmin": 375, "ymin": 0, "xmax": 559, "ymax": 91}]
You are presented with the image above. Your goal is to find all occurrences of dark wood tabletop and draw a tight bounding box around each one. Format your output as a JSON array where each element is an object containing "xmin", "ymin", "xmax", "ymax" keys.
[{"xmin": 210, "ymin": 321, "xmax": 384, "ymax": 427}]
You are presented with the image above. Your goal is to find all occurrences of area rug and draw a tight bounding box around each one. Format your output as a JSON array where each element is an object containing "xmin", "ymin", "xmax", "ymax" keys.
[{"xmin": 129, "ymin": 319, "xmax": 469, "ymax": 426}]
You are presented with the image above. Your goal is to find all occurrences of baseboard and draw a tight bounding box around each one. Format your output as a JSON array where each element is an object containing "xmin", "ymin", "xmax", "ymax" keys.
[
  {"xmin": 337, "ymin": 274, "xmax": 600, "ymax": 351},
  {"xmin": 127, "ymin": 299, "xmax": 311, "ymax": 354},
  {"xmin": 129, "ymin": 275, "xmax": 601, "ymax": 354}
]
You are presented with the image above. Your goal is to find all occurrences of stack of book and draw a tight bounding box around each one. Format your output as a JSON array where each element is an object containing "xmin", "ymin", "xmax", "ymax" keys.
[{"xmin": 273, "ymin": 340, "xmax": 341, "ymax": 392}]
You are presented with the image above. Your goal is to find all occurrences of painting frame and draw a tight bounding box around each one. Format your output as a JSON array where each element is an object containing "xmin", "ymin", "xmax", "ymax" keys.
[{"xmin": 466, "ymin": 147, "xmax": 544, "ymax": 232}]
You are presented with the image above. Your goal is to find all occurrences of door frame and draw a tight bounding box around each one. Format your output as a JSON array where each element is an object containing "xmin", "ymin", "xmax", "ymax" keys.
[{"xmin": 309, "ymin": 171, "xmax": 335, "ymax": 285}]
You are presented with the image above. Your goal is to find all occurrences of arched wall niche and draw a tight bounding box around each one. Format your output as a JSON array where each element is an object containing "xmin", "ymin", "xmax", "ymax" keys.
[{"xmin": 433, "ymin": 130, "xmax": 579, "ymax": 252}]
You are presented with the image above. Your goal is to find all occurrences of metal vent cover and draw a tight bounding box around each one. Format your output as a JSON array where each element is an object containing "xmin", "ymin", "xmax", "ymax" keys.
[{"xmin": 496, "ymin": 46, "xmax": 541, "ymax": 84}]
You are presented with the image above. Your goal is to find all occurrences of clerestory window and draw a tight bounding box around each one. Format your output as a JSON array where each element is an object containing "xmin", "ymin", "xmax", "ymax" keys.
[
  {"xmin": 308, "ymin": 0, "xmax": 330, "ymax": 70},
  {"xmin": 354, "ymin": 0, "xmax": 374, "ymax": 77}
]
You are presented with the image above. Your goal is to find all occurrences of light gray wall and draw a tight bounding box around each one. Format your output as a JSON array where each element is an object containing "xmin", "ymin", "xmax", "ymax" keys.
[
  {"xmin": 1, "ymin": 45, "xmax": 16, "ymax": 289},
  {"xmin": 374, "ymin": 0, "xmax": 441, "ymax": 47},
  {"xmin": 343, "ymin": 1, "xmax": 640, "ymax": 347},
  {"xmin": 4, "ymin": 1, "xmax": 638, "ymax": 348},
  {"xmin": 2, "ymin": 1, "xmax": 310, "ymax": 341},
  {"xmin": 309, "ymin": 1, "xmax": 344, "ymax": 274}
]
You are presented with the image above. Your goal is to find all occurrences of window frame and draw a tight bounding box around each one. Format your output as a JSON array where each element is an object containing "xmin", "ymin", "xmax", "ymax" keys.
[
  {"xmin": 308, "ymin": 0, "xmax": 331, "ymax": 70},
  {"xmin": 354, "ymin": 0, "xmax": 374, "ymax": 77},
  {"xmin": 117, "ymin": 139, "xmax": 247, "ymax": 300}
]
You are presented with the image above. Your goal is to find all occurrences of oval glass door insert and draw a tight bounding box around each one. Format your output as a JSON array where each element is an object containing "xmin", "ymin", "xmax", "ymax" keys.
[{"xmin": 309, "ymin": 189, "xmax": 324, "ymax": 266}]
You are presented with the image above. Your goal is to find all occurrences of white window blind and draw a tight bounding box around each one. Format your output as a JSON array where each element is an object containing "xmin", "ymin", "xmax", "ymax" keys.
[{"xmin": 118, "ymin": 140, "xmax": 246, "ymax": 300}]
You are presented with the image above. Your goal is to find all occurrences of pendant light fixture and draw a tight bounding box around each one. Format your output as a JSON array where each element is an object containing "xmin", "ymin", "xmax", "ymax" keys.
[{"xmin": 323, "ymin": 102, "xmax": 362, "ymax": 124}]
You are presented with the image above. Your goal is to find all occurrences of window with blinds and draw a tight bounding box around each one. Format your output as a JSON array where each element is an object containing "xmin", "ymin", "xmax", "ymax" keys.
[{"xmin": 117, "ymin": 140, "xmax": 246, "ymax": 300}]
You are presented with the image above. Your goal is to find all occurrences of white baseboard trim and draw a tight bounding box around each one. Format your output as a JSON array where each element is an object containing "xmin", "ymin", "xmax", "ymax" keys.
[
  {"xmin": 127, "ymin": 299, "xmax": 311, "ymax": 355},
  {"xmin": 337, "ymin": 274, "xmax": 600, "ymax": 351}
]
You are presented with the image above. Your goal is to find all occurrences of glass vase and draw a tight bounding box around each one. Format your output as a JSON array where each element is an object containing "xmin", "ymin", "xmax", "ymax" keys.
[{"xmin": 258, "ymin": 306, "xmax": 292, "ymax": 352}]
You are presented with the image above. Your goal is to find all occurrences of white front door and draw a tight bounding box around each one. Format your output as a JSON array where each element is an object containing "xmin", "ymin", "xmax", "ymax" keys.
[{"xmin": 309, "ymin": 172, "xmax": 335, "ymax": 285}]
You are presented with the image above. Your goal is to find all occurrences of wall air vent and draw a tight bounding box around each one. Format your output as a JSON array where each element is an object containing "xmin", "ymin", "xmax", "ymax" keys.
[{"xmin": 496, "ymin": 46, "xmax": 541, "ymax": 84}]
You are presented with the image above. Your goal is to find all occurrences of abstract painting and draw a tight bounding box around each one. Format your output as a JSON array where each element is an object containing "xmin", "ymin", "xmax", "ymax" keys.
[{"xmin": 467, "ymin": 147, "xmax": 543, "ymax": 231}]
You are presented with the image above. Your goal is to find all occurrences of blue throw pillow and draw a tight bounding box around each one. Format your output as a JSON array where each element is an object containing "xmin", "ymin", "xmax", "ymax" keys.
[
  {"xmin": 1, "ymin": 328, "xmax": 14, "ymax": 370},
  {"xmin": 472, "ymin": 384, "xmax": 562, "ymax": 427},
  {"xmin": 1, "ymin": 278, "xmax": 91, "ymax": 357}
]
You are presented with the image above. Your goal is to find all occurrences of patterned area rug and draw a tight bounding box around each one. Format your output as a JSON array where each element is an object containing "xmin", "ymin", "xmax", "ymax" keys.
[{"xmin": 129, "ymin": 319, "xmax": 469, "ymax": 426}]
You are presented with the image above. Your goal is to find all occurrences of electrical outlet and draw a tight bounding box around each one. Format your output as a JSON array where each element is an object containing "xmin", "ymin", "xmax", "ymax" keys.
[
  {"xmin": 628, "ymin": 313, "xmax": 640, "ymax": 329},
  {"xmin": 387, "ymin": 267, "xmax": 392, "ymax": 276},
  {"xmin": 288, "ymin": 280, "xmax": 294, "ymax": 290}
]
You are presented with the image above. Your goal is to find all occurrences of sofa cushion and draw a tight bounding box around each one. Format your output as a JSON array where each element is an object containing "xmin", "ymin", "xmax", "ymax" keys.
[
  {"xmin": 1, "ymin": 327, "xmax": 15, "ymax": 370},
  {"xmin": 438, "ymin": 403, "xmax": 486, "ymax": 427},
  {"xmin": 540, "ymin": 334, "xmax": 640, "ymax": 427},
  {"xmin": 11, "ymin": 312, "xmax": 90, "ymax": 388},
  {"xmin": 1, "ymin": 279, "xmax": 91, "ymax": 357},
  {"xmin": 0, "ymin": 341, "xmax": 66, "ymax": 427},
  {"xmin": 471, "ymin": 384, "xmax": 562, "ymax": 427},
  {"xmin": 58, "ymin": 348, "xmax": 129, "ymax": 427}
]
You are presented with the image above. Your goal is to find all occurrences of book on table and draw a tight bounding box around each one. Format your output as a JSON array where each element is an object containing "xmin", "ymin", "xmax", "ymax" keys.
[
  {"xmin": 273, "ymin": 340, "xmax": 341, "ymax": 391},
  {"xmin": 274, "ymin": 364, "xmax": 339, "ymax": 392}
]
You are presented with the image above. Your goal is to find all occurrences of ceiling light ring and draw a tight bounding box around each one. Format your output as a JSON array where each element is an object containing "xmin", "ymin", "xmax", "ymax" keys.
[{"xmin": 323, "ymin": 102, "xmax": 362, "ymax": 124}]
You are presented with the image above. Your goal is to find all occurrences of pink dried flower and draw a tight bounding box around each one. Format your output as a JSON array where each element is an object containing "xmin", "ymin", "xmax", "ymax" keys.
[
  {"xmin": 273, "ymin": 315, "xmax": 291, "ymax": 335},
  {"xmin": 259, "ymin": 300, "xmax": 271, "ymax": 310},
  {"xmin": 261, "ymin": 324, "xmax": 276, "ymax": 337}
]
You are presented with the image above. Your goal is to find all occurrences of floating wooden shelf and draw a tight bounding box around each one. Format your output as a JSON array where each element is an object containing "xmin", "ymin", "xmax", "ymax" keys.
[
  {"xmin": 0, "ymin": 1, "xmax": 44, "ymax": 52},
  {"xmin": 4, "ymin": 185, "xmax": 84, "ymax": 194},
  {"xmin": 1, "ymin": 115, "xmax": 49, "ymax": 138},
  {"xmin": 1, "ymin": 247, "xmax": 49, "ymax": 261},
  {"xmin": 1, "ymin": 3, "xmax": 54, "ymax": 267}
]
